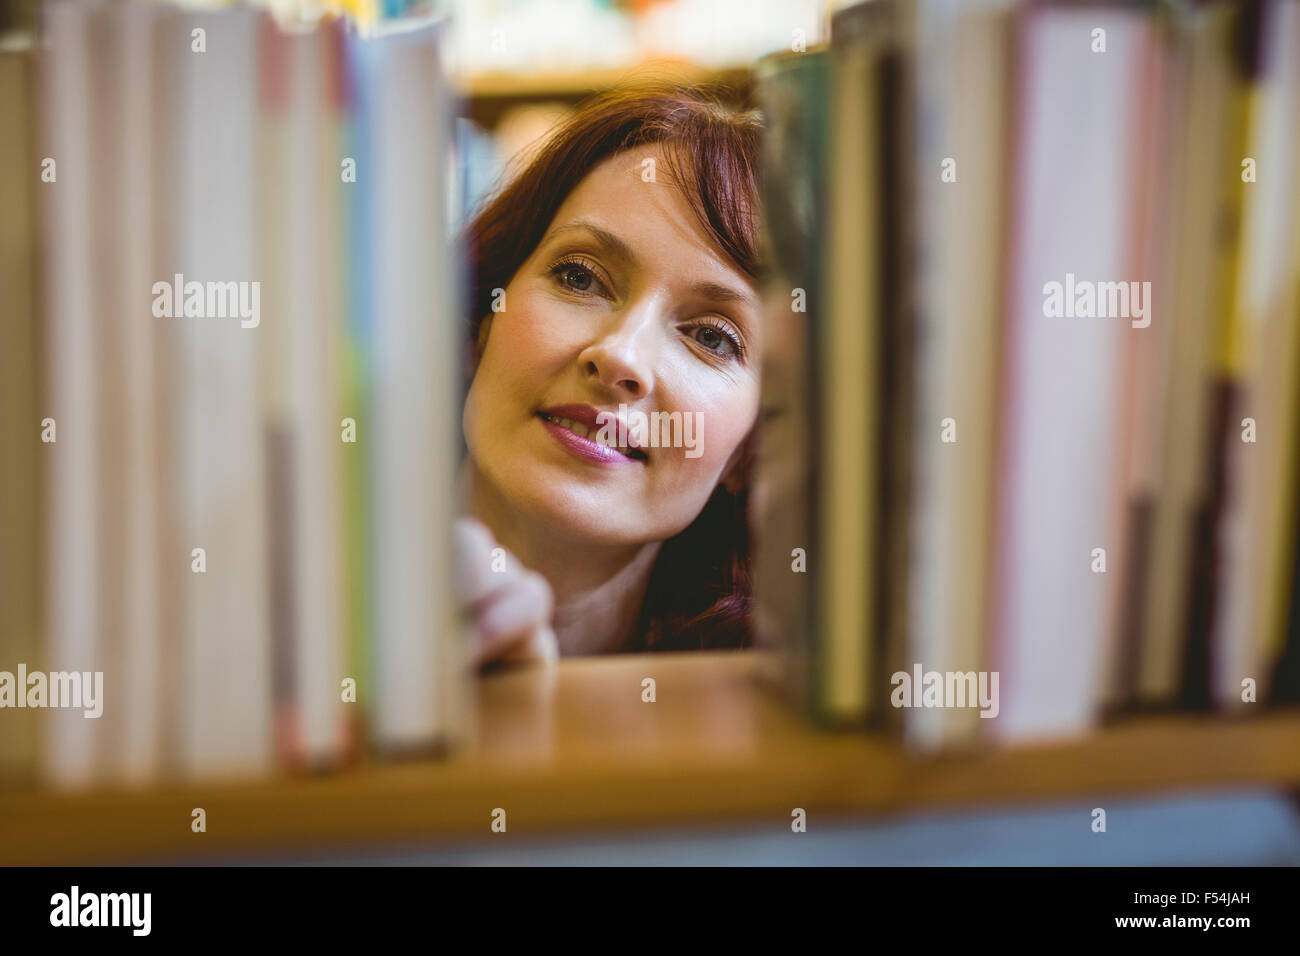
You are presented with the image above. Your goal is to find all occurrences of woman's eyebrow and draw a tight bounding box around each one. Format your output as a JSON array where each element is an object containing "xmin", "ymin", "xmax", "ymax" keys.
[
  {"xmin": 690, "ymin": 280, "xmax": 758, "ymax": 309},
  {"xmin": 546, "ymin": 220, "xmax": 637, "ymax": 265}
]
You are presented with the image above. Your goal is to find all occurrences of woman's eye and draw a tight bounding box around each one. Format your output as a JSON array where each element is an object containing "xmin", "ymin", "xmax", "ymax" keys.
[
  {"xmin": 561, "ymin": 266, "xmax": 593, "ymax": 292},
  {"xmin": 696, "ymin": 326, "xmax": 725, "ymax": 350},
  {"xmin": 689, "ymin": 323, "xmax": 742, "ymax": 359},
  {"xmin": 549, "ymin": 258, "xmax": 605, "ymax": 296}
]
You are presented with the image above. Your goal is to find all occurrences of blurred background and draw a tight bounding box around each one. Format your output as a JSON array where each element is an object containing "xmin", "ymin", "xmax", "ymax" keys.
[{"xmin": 1, "ymin": 0, "xmax": 1299, "ymax": 866}]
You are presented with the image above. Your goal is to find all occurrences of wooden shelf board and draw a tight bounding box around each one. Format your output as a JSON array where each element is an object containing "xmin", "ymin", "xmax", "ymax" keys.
[
  {"xmin": 2, "ymin": 651, "xmax": 1297, "ymax": 864},
  {"xmin": 456, "ymin": 60, "xmax": 753, "ymax": 100},
  {"xmin": 454, "ymin": 60, "xmax": 754, "ymax": 128}
]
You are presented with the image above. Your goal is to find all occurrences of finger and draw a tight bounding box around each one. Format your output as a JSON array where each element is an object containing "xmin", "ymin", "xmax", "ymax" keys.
[
  {"xmin": 497, "ymin": 625, "xmax": 558, "ymax": 665},
  {"xmin": 476, "ymin": 570, "xmax": 553, "ymax": 644},
  {"xmin": 474, "ymin": 623, "xmax": 559, "ymax": 669},
  {"xmin": 454, "ymin": 517, "xmax": 519, "ymax": 605},
  {"xmin": 470, "ymin": 572, "xmax": 554, "ymax": 665}
]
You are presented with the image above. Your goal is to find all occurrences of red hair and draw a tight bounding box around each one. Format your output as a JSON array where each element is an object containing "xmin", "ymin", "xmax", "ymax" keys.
[{"xmin": 464, "ymin": 86, "xmax": 763, "ymax": 650}]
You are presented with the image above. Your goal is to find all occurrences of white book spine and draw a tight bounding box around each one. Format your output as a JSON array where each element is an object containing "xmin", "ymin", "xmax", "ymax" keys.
[
  {"xmin": 170, "ymin": 10, "xmax": 272, "ymax": 780},
  {"xmin": 40, "ymin": 0, "xmax": 104, "ymax": 790},
  {"xmin": 366, "ymin": 28, "xmax": 463, "ymax": 750},
  {"xmin": 118, "ymin": 3, "xmax": 164, "ymax": 785},
  {"xmin": 991, "ymin": 10, "xmax": 1146, "ymax": 742},
  {"xmin": 287, "ymin": 30, "xmax": 347, "ymax": 762},
  {"xmin": 907, "ymin": 0, "xmax": 1009, "ymax": 750}
]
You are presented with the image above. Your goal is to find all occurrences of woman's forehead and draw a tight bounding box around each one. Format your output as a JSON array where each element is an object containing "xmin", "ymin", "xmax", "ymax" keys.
[{"xmin": 544, "ymin": 147, "xmax": 755, "ymax": 289}]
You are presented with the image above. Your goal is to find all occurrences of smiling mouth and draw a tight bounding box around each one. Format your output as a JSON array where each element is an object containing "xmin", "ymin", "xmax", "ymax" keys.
[{"xmin": 537, "ymin": 411, "xmax": 648, "ymax": 462}]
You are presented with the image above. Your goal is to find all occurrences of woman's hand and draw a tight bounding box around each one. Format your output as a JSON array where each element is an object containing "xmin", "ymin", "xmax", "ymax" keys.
[{"xmin": 454, "ymin": 517, "xmax": 558, "ymax": 668}]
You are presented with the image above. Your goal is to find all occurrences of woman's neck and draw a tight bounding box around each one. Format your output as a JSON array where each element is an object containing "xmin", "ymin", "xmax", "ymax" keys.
[{"xmin": 461, "ymin": 460, "xmax": 662, "ymax": 655}]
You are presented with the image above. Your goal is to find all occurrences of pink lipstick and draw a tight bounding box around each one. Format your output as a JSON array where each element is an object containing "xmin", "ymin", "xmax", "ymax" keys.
[{"xmin": 537, "ymin": 404, "xmax": 648, "ymax": 466}]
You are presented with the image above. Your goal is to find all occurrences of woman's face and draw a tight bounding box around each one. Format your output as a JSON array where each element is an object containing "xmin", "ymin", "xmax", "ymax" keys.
[{"xmin": 463, "ymin": 144, "xmax": 762, "ymax": 547}]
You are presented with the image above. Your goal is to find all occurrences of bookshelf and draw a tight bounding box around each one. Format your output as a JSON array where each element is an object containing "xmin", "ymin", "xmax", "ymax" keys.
[
  {"xmin": 2, "ymin": 651, "xmax": 1298, "ymax": 865},
  {"xmin": 458, "ymin": 60, "xmax": 753, "ymax": 127}
]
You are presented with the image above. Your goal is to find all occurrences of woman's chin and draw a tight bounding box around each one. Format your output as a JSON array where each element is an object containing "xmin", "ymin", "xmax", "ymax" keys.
[
  {"xmin": 489, "ymin": 469, "xmax": 652, "ymax": 547},
  {"xmin": 519, "ymin": 481, "xmax": 640, "ymax": 540}
]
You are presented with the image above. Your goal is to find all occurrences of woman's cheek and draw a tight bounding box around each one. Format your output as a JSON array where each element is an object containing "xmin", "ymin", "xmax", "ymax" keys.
[
  {"xmin": 695, "ymin": 377, "xmax": 758, "ymax": 463},
  {"xmin": 505, "ymin": 293, "xmax": 585, "ymax": 371},
  {"xmin": 482, "ymin": 306, "xmax": 558, "ymax": 404},
  {"xmin": 660, "ymin": 390, "xmax": 753, "ymax": 491}
]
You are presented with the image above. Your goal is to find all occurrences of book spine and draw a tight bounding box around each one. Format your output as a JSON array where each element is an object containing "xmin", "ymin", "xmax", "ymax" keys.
[
  {"xmin": 0, "ymin": 47, "xmax": 42, "ymax": 787},
  {"xmin": 39, "ymin": 0, "xmax": 104, "ymax": 790}
]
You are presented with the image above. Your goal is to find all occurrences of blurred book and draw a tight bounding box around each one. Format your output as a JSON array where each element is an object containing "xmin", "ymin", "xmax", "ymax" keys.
[
  {"xmin": 163, "ymin": 7, "xmax": 275, "ymax": 782},
  {"xmin": 1206, "ymin": 0, "xmax": 1300, "ymax": 711},
  {"xmin": 906, "ymin": 0, "xmax": 1010, "ymax": 749},
  {"xmin": 0, "ymin": 39, "xmax": 41, "ymax": 786},
  {"xmin": 40, "ymin": 0, "xmax": 106, "ymax": 788},
  {"xmin": 755, "ymin": 0, "xmax": 1300, "ymax": 747},
  {"xmin": 752, "ymin": 47, "xmax": 834, "ymax": 717},
  {"xmin": 348, "ymin": 16, "xmax": 465, "ymax": 755},
  {"xmin": 989, "ymin": 2, "xmax": 1150, "ymax": 742},
  {"xmin": 6, "ymin": 3, "xmax": 467, "ymax": 791},
  {"xmin": 1133, "ymin": 0, "xmax": 1233, "ymax": 713},
  {"xmin": 260, "ymin": 14, "xmax": 352, "ymax": 770}
]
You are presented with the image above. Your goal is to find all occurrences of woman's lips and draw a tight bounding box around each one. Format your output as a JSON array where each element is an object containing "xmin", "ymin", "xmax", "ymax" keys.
[{"xmin": 536, "ymin": 412, "xmax": 646, "ymax": 466}]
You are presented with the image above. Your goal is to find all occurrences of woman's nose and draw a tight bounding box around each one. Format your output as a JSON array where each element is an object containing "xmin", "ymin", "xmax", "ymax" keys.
[{"xmin": 578, "ymin": 306, "xmax": 659, "ymax": 399}]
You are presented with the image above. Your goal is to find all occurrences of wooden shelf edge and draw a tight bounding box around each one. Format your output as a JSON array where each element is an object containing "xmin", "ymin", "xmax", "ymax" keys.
[
  {"xmin": 3, "ymin": 708, "xmax": 1298, "ymax": 865},
  {"xmin": 454, "ymin": 60, "xmax": 753, "ymax": 100}
]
